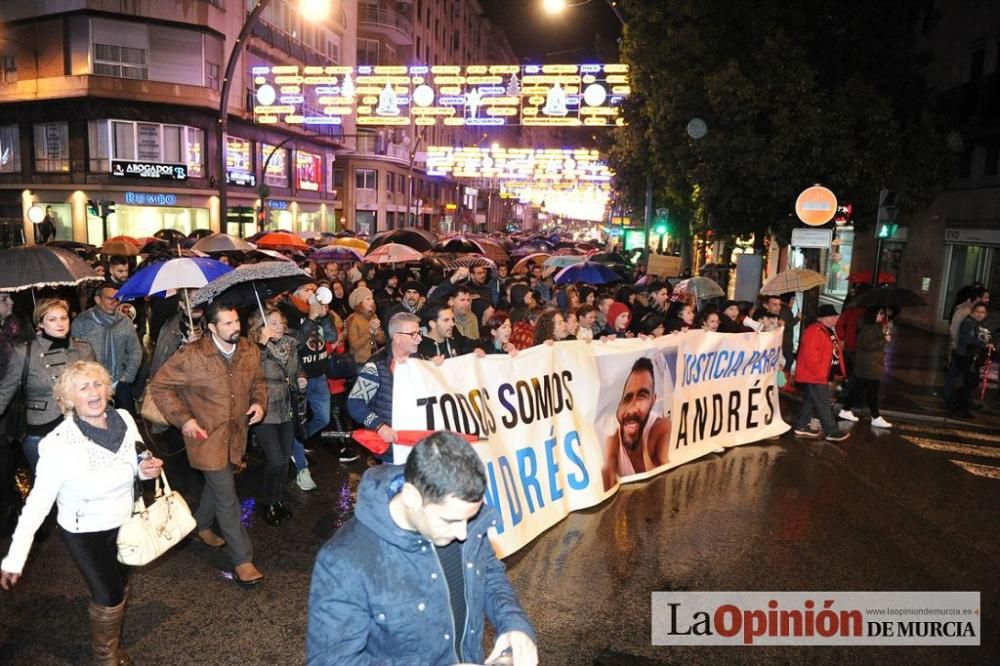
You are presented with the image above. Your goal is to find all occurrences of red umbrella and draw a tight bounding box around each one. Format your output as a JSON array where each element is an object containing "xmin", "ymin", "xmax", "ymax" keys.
[
  {"xmin": 322, "ymin": 430, "xmax": 480, "ymax": 455},
  {"xmin": 256, "ymin": 231, "xmax": 310, "ymax": 251},
  {"xmin": 848, "ymin": 270, "xmax": 896, "ymax": 284}
]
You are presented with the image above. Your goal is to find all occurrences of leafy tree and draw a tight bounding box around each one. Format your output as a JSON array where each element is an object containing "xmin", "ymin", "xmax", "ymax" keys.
[{"xmin": 609, "ymin": 0, "xmax": 951, "ymax": 247}]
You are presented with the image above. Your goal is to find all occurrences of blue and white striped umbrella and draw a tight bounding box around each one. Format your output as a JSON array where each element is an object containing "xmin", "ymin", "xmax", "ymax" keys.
[{"xmin": 115, "ymin": 257, "xmax": 233, "ymax": 301}]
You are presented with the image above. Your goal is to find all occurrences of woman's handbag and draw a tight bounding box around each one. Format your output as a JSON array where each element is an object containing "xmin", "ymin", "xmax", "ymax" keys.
[
  {"xmin": 139, "ymin": 385, "xmax": 169, "ymax": 426},
  {"xmin": 117, "ymin": 470, "xmax": 195, "ymax": 566}
]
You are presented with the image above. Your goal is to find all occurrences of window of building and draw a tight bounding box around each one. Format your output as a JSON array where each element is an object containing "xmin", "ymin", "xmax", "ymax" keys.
[
  {"xmin": 206, "ymin": 62, "xmax": 220, "ymax": 90},
  {"xmin": 93, "ymin": 43, "xmax": 148, "ymax": 80},
  {"xmin": 89, "ymin": 119, "xmax": 203, "ymax": 173},
  {"xmin": 33, "ymin": 122, "xmax": 70, "ymax": 173},
  {"xmin": 333, "ymin": 167, "xmax": 345, "ymax": 189},
  {"xmin": 355, "ymin": 168, "xmax": 377, "ymax": 190},
  {"xmin": 355, "ymin": 210, "xmax": 376, "ymax": 235},
  {"xmin": 186, "ymin": 127, "xmax": 204, "ymax": 177},
  {"xmin": 1, "ymin": 56, "xmax": 16, "ymax": 84},
  {"xmin": 356, "ymin": 132, "xmax": 377, "ymax": 153},
  {"xmin": 386, "ymin": 211, "xmax": 396, "ymax": 229},
  {"xmin": 261, "ymin": 143, "xmax": 289, "ymax": 187},
  {"xmin": 358, "ymin": 38, "xmax": 379, "ymax": 67},
  {"xmin": 0, "ymin": 125, "xmax": 20, "ymax": 173}
]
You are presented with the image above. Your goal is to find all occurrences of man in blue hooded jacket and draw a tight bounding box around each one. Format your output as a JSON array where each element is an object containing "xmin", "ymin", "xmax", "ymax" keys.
[{"xmin": 306, "ymin": 431, "xmax": 537, "ymax": 665}]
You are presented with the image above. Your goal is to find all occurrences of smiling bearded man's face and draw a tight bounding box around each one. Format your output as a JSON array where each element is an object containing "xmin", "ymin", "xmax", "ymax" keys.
[{"xmin": 616, "ymin": 368, "xmax": 655, "ymax": 451}]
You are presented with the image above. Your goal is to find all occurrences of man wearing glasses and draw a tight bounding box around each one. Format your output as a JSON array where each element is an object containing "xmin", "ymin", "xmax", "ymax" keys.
[
  {"xmin": 70, "ymin": 282, "xmax": 142, "ymax": 414},
  {"xmin": 347, "ymin": 312, "xmax": 423, "ymax": 461}
]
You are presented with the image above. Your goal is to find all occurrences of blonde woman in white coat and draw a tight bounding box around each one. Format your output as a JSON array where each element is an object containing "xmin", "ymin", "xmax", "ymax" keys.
[{"xmin": 1, "ymin": 360, "xmax": 162, "ymax": 665}]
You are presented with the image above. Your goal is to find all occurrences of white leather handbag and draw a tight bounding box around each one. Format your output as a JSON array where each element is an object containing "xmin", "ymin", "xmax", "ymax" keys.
[{"xmin": 117, "ymin": 470, "xmax": 196, "ymax": 566}]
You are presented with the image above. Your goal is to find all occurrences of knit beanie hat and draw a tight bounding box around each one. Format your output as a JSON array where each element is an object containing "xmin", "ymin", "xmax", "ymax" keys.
[
  {"xmin": 349, "ymin": 286, "xmax": 373, "ymax": 311},
  {"xmin": 607, "ymin": 300, "xmax": 631, "ymax": 330}
]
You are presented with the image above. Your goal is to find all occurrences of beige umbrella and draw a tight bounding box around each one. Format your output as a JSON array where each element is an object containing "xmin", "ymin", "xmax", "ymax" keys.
[
  {"xmin": 760, "ymin": 269, "xmax": 826, "ymax": 295},
  {"xmin": 191, "ymin": 233, "xmax": 256, "ymax": 253}
]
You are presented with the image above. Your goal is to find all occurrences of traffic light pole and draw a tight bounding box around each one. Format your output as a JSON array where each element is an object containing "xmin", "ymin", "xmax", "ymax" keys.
[{"xmin": 870, "ymin": 188, "xmax": 896, "ymax": 287}]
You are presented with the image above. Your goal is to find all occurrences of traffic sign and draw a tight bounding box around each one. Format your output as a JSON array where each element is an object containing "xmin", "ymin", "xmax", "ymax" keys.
[
  {"xmin": 791, "ymin": 227, "xmax": 833, "ymax": 248},
  {"xmin": 794, "ymin": 185, "xmax": 838, "ymax": 226}
]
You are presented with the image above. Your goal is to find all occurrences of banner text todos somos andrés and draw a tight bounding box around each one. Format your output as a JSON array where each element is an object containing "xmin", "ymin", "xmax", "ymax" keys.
[{"xmin": 392, "ymin": 330, "xmax": 789, "ymax": 557}]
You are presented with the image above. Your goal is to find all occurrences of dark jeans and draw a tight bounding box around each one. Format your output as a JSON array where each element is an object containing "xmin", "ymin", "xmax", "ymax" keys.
[
  {"xmin": 22, "ymin": 434, "xmax": 43, "ymax": 472},
  {"xmin": 254, "ymin": 422, "xmax": 293, "ymax": 504},
  {"xmin": 947, "ymin": 355, "xmax": 980, "ymax": 411},
  {"xmin": 842, "ymin": 377, "xmax": 881, "ymax": 419},
  {"xmin": 59, "ymin": 526, "xmax": 129, "ymax": 607},
  {"xmin": 943, "ymin": 351, "xmax": 965, "ymax": 402},
  {"xmin": 794, "ymin": 383, "xmax": 839, "ymax": 436},
  {"xmin": 114, "ymin": 381, "xmax": 136, "ymax": 416}
]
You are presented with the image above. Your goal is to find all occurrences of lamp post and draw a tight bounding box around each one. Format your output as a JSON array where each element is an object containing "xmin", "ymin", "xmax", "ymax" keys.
[
  {"xmin": 216, "ymin": 0, "xmax": 329, "ymax": 229},
  {"xmin": 404, "ymin": 127, "xmax": 426, "ymax": 229}
]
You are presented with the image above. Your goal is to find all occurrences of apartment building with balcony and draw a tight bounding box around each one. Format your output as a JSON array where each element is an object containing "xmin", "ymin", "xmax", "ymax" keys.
[{"xmin": 0, "ymin": 0, "xmax": 352, "ymax": 244}]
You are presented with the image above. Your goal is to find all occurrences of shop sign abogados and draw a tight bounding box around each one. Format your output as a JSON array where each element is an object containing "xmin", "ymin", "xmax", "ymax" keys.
[{"xmin": 794, "ymin": 185, "xmax": 837, "ymax": 227}]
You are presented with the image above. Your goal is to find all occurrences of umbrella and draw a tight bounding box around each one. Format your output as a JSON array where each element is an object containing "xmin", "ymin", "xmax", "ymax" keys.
[
  {"xmin": 188, "ymin": 228, "xmax": 214, "ymax": 239},
  {"xmin": 115, "ymin": 257, "xmax": 234, "ymax": 302},
  {"xmin": 192, "ymin": 261, "xmax": 313, "ymax": 321},
  {"xmin": 760, "ymin": 269, "xmax": 826, "ymax": 295},
  {"xmin": 848, "ymin": 270, "xmax": 896, "ymax": 285},
  {"xmin": 511, "ymin": 253, "xmax": 551, "ymax": 274},
  {"xmin": 588, "ymin": 251, "xmax": 630, "ymax": 266},
  {"xmin": 99, "ymin": 239, "xmax": 139, "ymax": 257},
  {"xmin": 422, "ymin": 253, "xmax": 496, "ymax": 271},
  {"xmin": 368, "ymin": 228, "xmax": 437, "ymax": 253},
  {"xmin": 256, "ymin": 231, "xmax": 310, "ymax": 251},
  {"xmin": 246, "ymin": 249, "xmax": 297, "ymax": 263},
  {"xmin": 672, "ymin": 277, "xmax": 725, "ymax": 301},
  {"xmin": 437, "ymin": 236, "xmax": 509, "ymax": 264},
  {"xmin": 104, "ymin": 235, "xmax": 142, "ymax": 248},
  {"xmin": 365, "ymin": 243, "xmax": 425, "ymax": 265},
  {"xmin": 192, "ymin": 233, "xmax": 256, "ymax": 254},
  {"xmin": 510, "ymin": 240, "xmax": 555, "ymax": 257},
  {"xmin": 47, "ymin": 240, "xmax": 96, "ymax": 257},
  {"xmin": 543, "ymin": 255, "xmax": 585, "ymax": 271},
  {"xmin": 310, "ymin": 245, "xmax": 365, "ymax": 263},
  {"xmin": 553, "ymin": 261, "xmax": 621, "ymax": 285},
  {"xmin": 333, "ymin": 230, "xmax": 357, "ymax": 237},
  {"xmin": 154, "ymin": 229, "xmax": 188, "ymax": 244},
  {"xmin": 333, "ymin": 236, "xmax": 370, "ymax": 252},
  {"xmin": 298, "ymin": 230, "xmax": 324, "ymax": 241},
  {"xmin": 138, "ymin": 238, "xmax": 169, "ymax": 254},
  {"xmin": 846, "ymin": 285, "xmax": 926, "ymax": 309},
  {"xmin": 0, "ymin": 245, "xmax": 101, "ymax": 292}
]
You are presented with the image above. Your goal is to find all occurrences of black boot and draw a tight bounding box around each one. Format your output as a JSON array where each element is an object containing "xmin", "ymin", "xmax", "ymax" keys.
[{"xmin": 258, "ymin": 503, "xmax": 282, "ymax": 527}]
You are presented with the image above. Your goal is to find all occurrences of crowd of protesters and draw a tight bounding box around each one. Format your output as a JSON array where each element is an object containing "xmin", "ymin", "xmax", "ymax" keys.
[{"xmin": 1, "ymin": 234, "xmax": 992, "ymax": 663}]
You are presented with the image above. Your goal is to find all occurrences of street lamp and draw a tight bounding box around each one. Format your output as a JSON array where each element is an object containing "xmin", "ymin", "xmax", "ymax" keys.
[
  {"xmin": 541, "ymin": 0, "xmax": 625, "ymax": 25},
  {"xmin": 216, "ymin": 0, "xmax": 330, "ymax": 230}
]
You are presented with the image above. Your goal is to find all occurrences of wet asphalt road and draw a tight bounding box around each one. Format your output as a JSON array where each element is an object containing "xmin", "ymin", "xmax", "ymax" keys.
[{"xmin": 1, "ymin": 415, "xmax": 999, "ymax": 665}]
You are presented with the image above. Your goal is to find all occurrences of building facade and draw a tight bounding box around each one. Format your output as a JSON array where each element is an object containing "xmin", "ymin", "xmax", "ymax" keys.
[
  {"xmin": 0, "ymin": 0, "xmax": 531, "ymax": 245},
  {"xmin": 0, "ymin": 0, "xmax": 357, "ymax": 244},
  {"xmin": 851, "ymin": 1, "xmax": 1000, "ymax": 333}
]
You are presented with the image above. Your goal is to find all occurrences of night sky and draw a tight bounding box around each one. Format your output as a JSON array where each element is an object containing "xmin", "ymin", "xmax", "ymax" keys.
[{"xmin": 479, "ymin": 0, "xmax": 623, "ymax": 63}]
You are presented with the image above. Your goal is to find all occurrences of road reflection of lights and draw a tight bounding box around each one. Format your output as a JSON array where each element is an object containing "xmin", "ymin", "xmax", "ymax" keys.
[
  {"xmin": 900, "ymin": 437, "xmax": 1000, "ymax": 460},
  {"xmin": 950, "ymin": 460, "xmax": 1000, "ymax": 479},
  {"xmin": 240, "ymin": 498, "xmax": 257, "ymax": 528}
]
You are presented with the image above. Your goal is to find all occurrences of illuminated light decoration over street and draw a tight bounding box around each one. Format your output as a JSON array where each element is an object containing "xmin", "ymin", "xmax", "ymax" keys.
[
  {"xmin": 424, "ymin": 146, "xmax": 613, "ymax": 221},
  {"xmin": 251, "ymin": 63, "xmax": 629, "ymax": 127}
]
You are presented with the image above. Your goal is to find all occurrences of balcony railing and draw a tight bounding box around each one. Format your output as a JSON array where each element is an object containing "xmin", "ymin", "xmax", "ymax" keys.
[{"xmin": 358, "ymin": 4, "xmax": 413, "ymax": 41}]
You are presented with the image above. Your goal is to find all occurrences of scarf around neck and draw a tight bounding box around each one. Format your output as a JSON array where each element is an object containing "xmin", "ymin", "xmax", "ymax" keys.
[
  {"xmin": 74, "ymin": 407, "xmax": 129, "ymax": 454},
  {"xmin": 89, "ymin": 308, "xmax": 120, "ymax": 379},
  {"xmin": 40, "ymin": 331, "xmax": 70, "ymax": 349}
]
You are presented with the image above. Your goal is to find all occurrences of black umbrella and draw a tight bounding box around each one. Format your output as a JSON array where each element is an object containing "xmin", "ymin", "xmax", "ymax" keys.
[
  {"xmin": 367, "ymin": 228, "xmax": 436, "ymax": 253},
  {"xmin": 422, "ymin": 252, "xmax": 496, "ymax": 271},
  {"xmin": 154, "ymin": 229, "xmax": 187, "ymax": 244},
  {"xmin": 188, "ymin": 228, "xmax": 214, "ymax": 239},
  {"xmin": 847, "ymin": 285, "xmax": 927, "ymax": 309},
  {"xmin": 589, "ymin": 251, "xmax": 630, "ymax": 266},
  {"xmin": 0, "ymin": 245, "xmax": 101, "ymax": 292},
  {"xmin": 47, "ymin": 240, "xmax": 96, "ymax": 257},
  {"xmin": 191, "ymin": 261, "xmax": 313, "ymax": 320}
]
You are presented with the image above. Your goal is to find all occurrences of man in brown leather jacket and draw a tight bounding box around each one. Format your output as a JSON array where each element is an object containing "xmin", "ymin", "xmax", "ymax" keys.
[{"xmin": 149, "ymin": 301, "xmax": 268, "ymax": 588}]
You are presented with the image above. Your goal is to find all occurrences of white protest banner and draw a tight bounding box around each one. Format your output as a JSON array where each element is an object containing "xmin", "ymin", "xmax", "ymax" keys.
[{"xmin": 392, "ymin": 330, "xmax": 788, "ymax": 557}]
